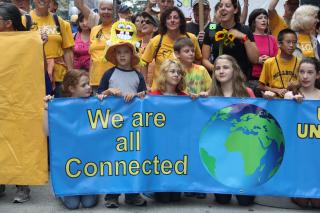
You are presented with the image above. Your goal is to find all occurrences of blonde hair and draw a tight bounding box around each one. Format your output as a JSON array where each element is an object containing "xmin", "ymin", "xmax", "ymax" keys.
[
  {"xmin": 99, "ymin": 0, "xmax": 113, "ymax": 8},
  {"xmin": 291, "ymin": 5, "xmax": 319, "ymax": 32},
  {"xmin": 156, "ymin": 59, "xmax": 186, "ymax": 93},
  {"xmin": 210, "ymin": 55, "xmax": 249, "ymax": 97}
]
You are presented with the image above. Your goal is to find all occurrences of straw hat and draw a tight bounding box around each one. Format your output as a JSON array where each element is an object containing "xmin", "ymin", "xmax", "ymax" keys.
[{"xmin": 105, "ymin": 42, "xmax": 140, "ymax": 66}]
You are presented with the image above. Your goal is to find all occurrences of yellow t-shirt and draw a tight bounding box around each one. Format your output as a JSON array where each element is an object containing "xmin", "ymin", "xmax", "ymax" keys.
[
  {"xmin": 22, "ymin": 11, "xmax": 75, "ymax": 82},
  {"xmin": 269, "ymin": 11, "xmax": 288, "ymax": 38},
  {"xmin": 141, "ymin": 33, "xmax": 202, "ymax": 89},
  {"xmin": 185, "ymin": 64, "xmax": 211, "ymax": 94},
  {"xmin": 297, "ymin": 33, "xmax": 315, "ymax": 58},
  {"xmin": 89, "ymin": 24, "xmax": 114, "ymax": 86},
  {"xmin": 259, "ymin": 54, "xmax": 300, "ymax": 89}
]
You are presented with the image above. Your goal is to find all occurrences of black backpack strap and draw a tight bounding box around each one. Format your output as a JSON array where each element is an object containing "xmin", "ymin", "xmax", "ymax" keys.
[
  {"xmin": 25, "ymin": 14, "xmax": 32, "ymax": 31},
  {"xmin": 153, "ymin": 34, "xmax": 163, "ymax": 62},
  {"xmin": 73, "ymin": 32, "xmax": 78, "ymax": 40},
  {"xmin": 53, "ymin": 14, "xmax": 61, "ymax": 34}
]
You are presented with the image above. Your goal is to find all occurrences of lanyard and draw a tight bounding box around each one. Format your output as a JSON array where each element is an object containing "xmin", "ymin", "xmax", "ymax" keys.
[{"xmin": 275, "ymin": 57, "xmax": 297, "ymax": 89}]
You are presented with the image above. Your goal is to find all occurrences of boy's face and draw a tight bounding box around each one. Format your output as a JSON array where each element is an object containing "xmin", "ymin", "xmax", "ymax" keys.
[
  {"xmin": 175, "ymin": 46, "xmax": 195, "ymax": 65},
  {"xmin": 115, "ymin": 45, "xmax": 133, "ymax": 68},
  {"xmin": 279, "ymin": 33, "xmax": 297, "ymax": 56}
]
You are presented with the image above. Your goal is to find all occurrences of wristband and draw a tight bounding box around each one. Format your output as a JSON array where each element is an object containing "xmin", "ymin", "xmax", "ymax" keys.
[{"xmin": 242, "ymin": 35, "xmax": 248, "ymax": 43}]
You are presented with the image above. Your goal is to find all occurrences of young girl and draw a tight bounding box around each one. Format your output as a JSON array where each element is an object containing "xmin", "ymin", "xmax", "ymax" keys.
[
  {"xmin": 149, "ymin": 59, "xmax": 186, "ymax": 202},
  {"xmin": 44, "ymin": 70, "xmax": 98, "ymax": 210},
  {"xmin": 284, "ymin": 57, "xmax": 320, "ymax": 101},
  {"xmin": 197, "ymin": 55, "xmax": 255, "ymax": 206}
]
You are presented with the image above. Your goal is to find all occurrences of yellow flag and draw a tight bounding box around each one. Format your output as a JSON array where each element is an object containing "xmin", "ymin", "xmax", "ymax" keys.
[{"xmin": 0, "ymin": 31, "xmax": 48, "ymax": 185}]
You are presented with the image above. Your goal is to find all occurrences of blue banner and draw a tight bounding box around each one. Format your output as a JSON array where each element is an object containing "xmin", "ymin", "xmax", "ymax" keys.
[{"xmin": 48, "ymin": 96, "xmax": 320, "ymax": 197}]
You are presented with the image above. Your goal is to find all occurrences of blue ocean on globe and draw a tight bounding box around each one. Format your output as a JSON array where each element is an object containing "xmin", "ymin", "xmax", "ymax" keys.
[{"xmin": 199, "ymin": 104, "xmax": 285, "ymax": 189}]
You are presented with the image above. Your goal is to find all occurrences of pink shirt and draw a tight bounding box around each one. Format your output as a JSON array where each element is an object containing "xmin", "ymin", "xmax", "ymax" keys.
[
  {"xmin": 73, "ymin": 32, "xmax": 90, "ymax": 71},
  {"xmin": 252, "ymin": 34, "xmax": 278, "ymax": 79}
]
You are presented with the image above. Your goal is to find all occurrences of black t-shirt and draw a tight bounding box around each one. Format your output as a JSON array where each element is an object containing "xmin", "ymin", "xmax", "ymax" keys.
[
  {"xmin": 186, "ymin": 21, "xmax": 211, "ymax": 48},
  {"xmin": 203, "ymin": 23, "xmax": 255, "ymax": 80}
]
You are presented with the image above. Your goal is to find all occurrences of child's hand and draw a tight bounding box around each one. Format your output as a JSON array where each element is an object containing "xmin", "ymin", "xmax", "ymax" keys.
[
  {"xmin": 43, "ymin": 95, "xmax": 54, "ymax": 110},
  {"xmin": 137, "ymin": 91, "xmax": 147, "ymax": 99},
  {"xmin": 274, "ymin": 88, "xmax": 288, "ymax": 97},
  {"xmin": 97, "ymin": 94, "xmax": 106, "ymax": 100},
  {"xmin": 102, "ymin": 88, "xmax": 122, "ymax": 96},
  {"xmin": 190, "ymin": 92, "xmax": 209, "ymax": 100},
  {"xmin": 293, "ymin": 94, "xmax": 304, "ymax": 103},
  {"xmin": 124, "ymin": 93, "xmax": 136, "ymax": 102},
  {"xmin": 262, "ymin": 91, "xmax": 276, "ymax": 100}
]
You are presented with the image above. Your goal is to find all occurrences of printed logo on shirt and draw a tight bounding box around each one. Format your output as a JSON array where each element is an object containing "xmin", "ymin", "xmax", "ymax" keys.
[{"xmin": 272, "ymin": 70, "xmax": 297, "ymax": 79}]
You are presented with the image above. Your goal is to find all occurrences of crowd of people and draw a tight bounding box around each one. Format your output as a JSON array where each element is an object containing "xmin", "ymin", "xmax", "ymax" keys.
[{"xmin": 0, "ymin": 0, "xmax": 320, "ymax": 210}]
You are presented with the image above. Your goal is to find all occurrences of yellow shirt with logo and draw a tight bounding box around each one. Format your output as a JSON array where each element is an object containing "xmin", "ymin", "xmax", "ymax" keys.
[
  {"xmin": 22, "ymin": 11, "xmax": 74, "ymax": 82},
  {"xmin": 297, "ymin": 33, "xmax": 315, "ymax": 58},
  {"xmin": 141, "ymin": 33, "xmax": 202, "ymax": 89},
  {"xmin": 89, "ymin": 24, "xmax": 114, "ymax": 86},
  {"xmin": 269, "ymin": 11, "xmax": 288, "ymax": 38},
  {"xmin": 259, "ymin": 54, "xmax": 300, "ymax": 89},
  {"xmin": 185, "ymin": 64, "xmax": 211, "ymax": 94}
]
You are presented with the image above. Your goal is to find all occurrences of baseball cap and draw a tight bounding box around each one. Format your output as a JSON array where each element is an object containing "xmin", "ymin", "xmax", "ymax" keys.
[{"xmin": 192, "ymin": 0, "xmax": 210, "ymax": 8}]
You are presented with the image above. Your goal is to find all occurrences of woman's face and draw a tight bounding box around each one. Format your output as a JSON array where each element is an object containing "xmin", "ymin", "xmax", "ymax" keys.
[
  {"xmin": 79, "ymin": 18, "xmax": 89, "ymax": 32},
  {"xmin": 218, "ymin": 0, "xmax": 237, "ymax": 23},
  {"xmin": 166, "ymin": 10, "xmax": 180, "ymax": 32},
  {"xmin": 134, "ymin": 16, "xmax": 144, "ymax": 33},
  {"xmin": 0, "ymin": 15, "xmax": 13, "ymax": 32},
  {"xmin": 299, "ymin": 63, "xmax": 319, "ymax": 89},
  {"xmin": 310, "ymin": 13, "xmax": 320, "ymax": 32},
  {"xmin": 99, "ymin": 2, "xmax": 113, "ymax": 24},
  {"xmin": 34, "ymin": 0, "xmax": 50, "ymax": 9},
  {"xmin": 141, "ymin": 18, "xmax": 157, "ymax": 34},
  {"xmin": 255, "ymin": 13, "xmax": 268, "ymax": 32}
]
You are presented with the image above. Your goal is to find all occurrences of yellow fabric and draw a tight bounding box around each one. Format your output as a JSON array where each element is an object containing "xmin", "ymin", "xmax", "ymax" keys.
[
  {"xmin": 297, "ymin": 33, "xmax": 315, "ymax": 57},
  {"xmin": 269, "ymin": 11, "xmax": 288, "ymax": 38},
  {"xmin": 22, "ymin": 11, "xmax": 75, "ymax": 82},
  {"xmin": 185, "ymin": 64, "xmax": 212, "ymax": 94},
  {"xmin": 259, "ymin": 54, "xmax": 300, "ymax": 89},
  {"xmin": 0, "ymin": 32, "xmax": 48, "ymax": 185},
  {"xmin": 142, "ymin": 33, "xmax": 202, "ymax": 89},
  {"xmin": 89, "ymin": 24, "xmax": 115, "ymax": 86}
]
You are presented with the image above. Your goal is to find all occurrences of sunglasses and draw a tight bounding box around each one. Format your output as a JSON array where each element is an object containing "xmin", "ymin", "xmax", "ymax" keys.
[{"xmin": 141, "ymin": 19, "xmax": 155, "ymax": 25}]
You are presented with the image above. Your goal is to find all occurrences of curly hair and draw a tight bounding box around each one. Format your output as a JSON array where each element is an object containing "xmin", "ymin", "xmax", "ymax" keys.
[
  {"xmin": 159, "ymin": 6, "xmax": 186, "ymax": 35},
  {"xmin": 156, "ymin": 59, "xmax": 186, "ymax": 93},
  {"xmin": 210, "ymin": 55, "xmax": 249, "ymax": 97},
  {"xmin": 291, "ymin": 5, "xmax": 319, "ymax": 32},
  {"xmin": 61, "ymin": 70, "xmax": 89, "ymax": 97}
]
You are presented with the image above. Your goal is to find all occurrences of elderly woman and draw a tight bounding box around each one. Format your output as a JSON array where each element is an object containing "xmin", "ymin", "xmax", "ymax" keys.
[
  {"xmin": 88, "ymin": 0, "xmax": 114, "ymax": 89},
  {"xmin": 291, "ymin": 5, "xmax": 319, "ymax": 59},
  {"xmin": 202, "ymin": 0, "xmax": 259, "ymax": 80},
  {"xmin": 141, "ymin": 6, "xmax": 202, "ymax": 89}
]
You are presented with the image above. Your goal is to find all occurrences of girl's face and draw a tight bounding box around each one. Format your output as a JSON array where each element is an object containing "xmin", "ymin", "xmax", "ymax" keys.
[
  {"xmin": 79, "ymin": 18, "xmax": 89, "ymax": 31},
  {"xmin": 299, "ymin": 63, "xmax": 319, "ymax": 89},
  {"xmin": 165, "ymin": 63, "xmax": 182, "ymax": 87},
  {"xmin": 218, "ymin": 0, "xmax": 237, "ymax": 23},
  {"xmin": 71, "ymin": 75, "xmax": 92, "ymax": 98},
  {"xmin": 255, "ymin": 13, "xmax": 268, "ymax": 32},
  {"xmin": 166, "ymin": 11, "xmax": 180, "ymax": 31},
  {"xmin": 214, "ymin": 58, "xmax": 234, "ymax": 84}
]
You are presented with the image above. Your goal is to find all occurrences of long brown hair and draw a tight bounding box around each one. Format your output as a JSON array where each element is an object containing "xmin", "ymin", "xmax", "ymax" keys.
[
  {"xmin": 61, "ymin": 70, "xmax": 89, "ymax": 97},
  {"xmin": 156, "ymin": 59, "xmax": 186, "ymax": 93},
  {"xmin": 209, "ymin": 55, "xmax": 249, "ymax": 97}
]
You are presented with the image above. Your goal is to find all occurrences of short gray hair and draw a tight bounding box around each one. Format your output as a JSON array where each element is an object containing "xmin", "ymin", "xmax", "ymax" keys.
[
  {"xmin": 291, "ymin": 5, "xmax": 319, "ymax": 32},
  {"xmin": 98, "ymin": 0, "xmax": 113, "ymax": 8}
]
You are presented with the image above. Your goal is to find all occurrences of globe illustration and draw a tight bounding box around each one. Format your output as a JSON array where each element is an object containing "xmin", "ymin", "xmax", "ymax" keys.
[{"xmin": 199, "ymin": 104, "xmax": 285, "ymax": 189}]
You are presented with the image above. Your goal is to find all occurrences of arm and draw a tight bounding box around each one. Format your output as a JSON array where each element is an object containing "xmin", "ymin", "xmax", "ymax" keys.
[
  {"xmin": 240, "ymin": 0, "xmax": 249, "ymax": 24},
  {"xmin": 259, "ymin": 82, "xmax": 287, "ymax": 97},
  {"xmin": 63, "ymin": 48, "xmax": 74, "ymax": 71},
  {"xmin": 268, "ymin": 0, "xmax": 279, "ymax": 12},
  {"xmin": 201, "ymin": 44, "xmax": 214, "ymax": 73},
  {"xmin": 75, "ymin": 0, "xmax": 91, "ymax": 20}
]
